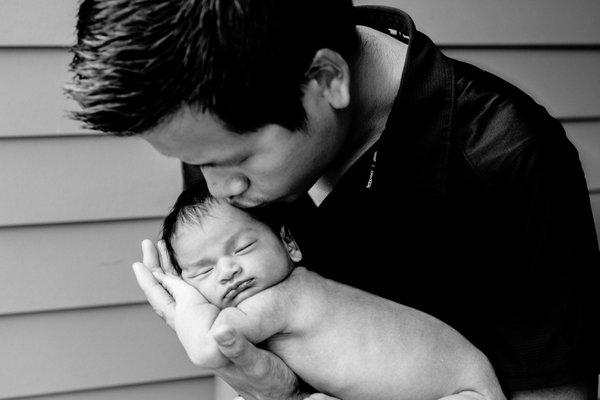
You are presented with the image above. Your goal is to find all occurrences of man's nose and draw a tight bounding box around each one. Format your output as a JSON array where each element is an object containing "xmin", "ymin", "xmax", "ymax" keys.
[
  {"xmin": 203, "ymin": 169, "xmax": 249, "ymax": 199},
  {"xmin": 218, "ymin": 260, "xmax": 242, "ymax": 283}
]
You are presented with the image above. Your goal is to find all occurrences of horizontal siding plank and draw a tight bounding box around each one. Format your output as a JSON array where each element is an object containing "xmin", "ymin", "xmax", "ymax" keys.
[
  {"xmin": 0, "ymin": 49, "xmax": 90, "ymax": 137},
  {"xmin": 0, "ymin": 136, "xmax": 182, "ymax": 226},
  {"xmin": 214, "ymin": 377, "xmax": 238, "ymax": 400},
  {"xmin": 3, "ymin": 1, "xmax": 600, "ymax": 47},
  {"xmin": 23, "ymin": 378, "xmax": 214, "ymax": 400},
  {"xmin": 0, "ymin": 219, "xmax": 165, "ymax": 316},
  {"xmin": 0, "ymin": 304, "xmax": 209, "ymax": 399},
  {"xmin": 0, "ymin": 118, "xmax": 594, "ymax": 314},
  {"xmin": 1, "ymin": 49, "xmax": 598, "ymax": 138},
  {"xmin": 444, "ymin": 50, "xmax": 600, "ymax": 120},
  {"xmin": 565, "ymin": 122, "xmax": 600, "ymax": 191},
  {"xmin": 356, "ymin": 0, "xmax": 600, "ymax": 46},
  {"xmin": 0, "ymin": 0, "xmax": 75, "ymax": 47}
]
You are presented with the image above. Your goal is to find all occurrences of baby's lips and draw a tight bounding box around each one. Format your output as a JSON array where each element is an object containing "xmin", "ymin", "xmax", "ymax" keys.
[{"xmin": 223, "ymin": 278, "xmax": 255, "ymax": 300}]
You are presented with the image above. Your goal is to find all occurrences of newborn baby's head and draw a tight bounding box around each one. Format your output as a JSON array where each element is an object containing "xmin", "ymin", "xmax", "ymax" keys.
[{"xmin": 162, "ymin": 185, "xmax": 302, "ymax": 309}]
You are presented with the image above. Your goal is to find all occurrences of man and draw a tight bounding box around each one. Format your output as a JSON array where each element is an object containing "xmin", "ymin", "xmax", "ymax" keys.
[{"xmin": 67, "ymin": 1, "xmax": 599, "ymax": 399}]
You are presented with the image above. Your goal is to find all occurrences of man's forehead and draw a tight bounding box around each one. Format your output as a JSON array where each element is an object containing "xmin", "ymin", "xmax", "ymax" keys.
[
  {"xmin": 143, "ymin": 108, "xmax": 251, "ymax": 161},
  {"xmin": 146, "ymin": 108, "xmax": 225, "ymax": 142}
]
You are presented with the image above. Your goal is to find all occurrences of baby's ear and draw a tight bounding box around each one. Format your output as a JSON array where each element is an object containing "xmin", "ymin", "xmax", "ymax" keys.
[{"xmin": 279, "ymin": 226, "xmax": 302, "ymax": 263}]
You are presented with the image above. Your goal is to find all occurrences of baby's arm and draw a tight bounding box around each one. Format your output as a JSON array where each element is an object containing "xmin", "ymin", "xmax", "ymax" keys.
[
  {"xmin": 210, "ymin": 286, "xmax": 292, "ymax": 346},
  {"xmin": 171, "ymin": 286, "xmax": 289, "ymax": 369},
  {"xmin": 153, "ymin": 272, "xmax": 291, "ymax": 369}
]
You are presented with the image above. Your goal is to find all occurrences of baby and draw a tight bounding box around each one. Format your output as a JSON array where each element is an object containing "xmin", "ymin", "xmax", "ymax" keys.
[{"xmin": 154, "ymin": 186, "xmax": 505, "ymax": 400}]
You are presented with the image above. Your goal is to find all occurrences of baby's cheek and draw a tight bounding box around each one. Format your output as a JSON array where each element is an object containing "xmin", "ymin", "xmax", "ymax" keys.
[
  {"xmin": 203, "ymin": 287, "xmax": 221, "ymax": 307},
  {"xmin": 187, "ymin": 279, "xmax": 219, "ymax": 307}
]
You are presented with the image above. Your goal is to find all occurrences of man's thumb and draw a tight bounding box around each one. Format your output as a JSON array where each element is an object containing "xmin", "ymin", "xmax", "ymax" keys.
[
  {"xmin": 213, "ymin": 325, "xmax": 237, "ymax": 348},
  {"xmin": 213, "ymin": 326, "xmax": 252, "ymax": 364}
]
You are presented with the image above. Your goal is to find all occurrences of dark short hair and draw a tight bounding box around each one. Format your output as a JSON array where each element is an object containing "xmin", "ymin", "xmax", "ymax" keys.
[
  {"xmin": 67, "ymin": 0, "xmax": 359, "ymax": 135},
  {"xmin": 162, "ymin": 181, "xmax": 285, "ymax": 274},
  {"xmin": 162, "ymin": 182, "xmax": 217, "ymax": 274}
]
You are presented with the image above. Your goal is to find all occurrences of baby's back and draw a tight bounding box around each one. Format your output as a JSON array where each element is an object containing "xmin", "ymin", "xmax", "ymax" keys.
[{"xmin": 264, "ymin": 267, "xmax": 503, "ymax": 400}]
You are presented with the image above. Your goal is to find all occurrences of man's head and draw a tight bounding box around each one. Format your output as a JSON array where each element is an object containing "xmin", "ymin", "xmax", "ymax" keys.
[
  {"xmin": 162, "ymin": 184, "xmax": 302, "ymax": 309},
  {"xmin": 68, "ymin": 0, "xmax": 359, "ymax": 205}
]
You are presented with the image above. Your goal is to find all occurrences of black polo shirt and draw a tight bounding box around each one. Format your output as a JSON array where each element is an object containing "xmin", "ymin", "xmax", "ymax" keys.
[
  {"xmin": 286, "ymin": 6, "xmax": 599, "ymax": 392},
  {"xmin": 183, "ymin": 6, "xmax": 600, "ymax": 393}
]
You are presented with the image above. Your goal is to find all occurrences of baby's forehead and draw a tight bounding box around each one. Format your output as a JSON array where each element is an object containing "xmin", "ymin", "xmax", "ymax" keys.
[{"xmin": 175, "ymin": 204, "xmax": 272, "ymax": 241}]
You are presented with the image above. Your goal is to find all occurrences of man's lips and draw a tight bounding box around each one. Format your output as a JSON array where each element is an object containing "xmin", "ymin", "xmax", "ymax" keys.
[
  {"xmin": 229, "ymin": 198, "xmax": 265, "ymax": 209},
  {"xmin": 223, "ymin": 278, "xmax": 255, "ymax": 301}
]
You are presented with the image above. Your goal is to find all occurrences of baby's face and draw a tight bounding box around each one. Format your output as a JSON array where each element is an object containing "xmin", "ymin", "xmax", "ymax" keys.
[{"xmin": 172, "ymin": 202, "xmax": 297, "ymax": 308}]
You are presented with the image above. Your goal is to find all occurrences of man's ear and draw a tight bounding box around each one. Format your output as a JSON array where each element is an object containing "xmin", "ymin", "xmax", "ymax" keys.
[
  {"xmin": 304, "ymin": 48, "xmax": 350, "ymax": 110},
  {"xmin": 279, "ymin": 226, "xmax": 303, "ymax": 263}
]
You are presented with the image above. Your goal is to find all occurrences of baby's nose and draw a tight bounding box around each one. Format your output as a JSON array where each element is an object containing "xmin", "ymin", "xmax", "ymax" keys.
[{"xmin": 219, "ymin": 261, "xmax": 242, "ymax": 282}]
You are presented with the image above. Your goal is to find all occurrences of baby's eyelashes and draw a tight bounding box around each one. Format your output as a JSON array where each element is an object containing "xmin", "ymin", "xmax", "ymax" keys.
[
  {"xmin": 234, "ymin": 241, "xmax": 256, "ymax": 255},
  {"xmin": 184, "ymin": 266, "xmax": 214, "ymax": 279}
]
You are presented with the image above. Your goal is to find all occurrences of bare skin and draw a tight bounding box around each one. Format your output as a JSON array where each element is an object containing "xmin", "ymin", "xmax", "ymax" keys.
[
  {"xmin": 135, "ymin": 255, "xmax": 505, "ymax": 400},
  {"xmin": 168, "ymin": 265, "xmax": 506, "ymax": 400}
]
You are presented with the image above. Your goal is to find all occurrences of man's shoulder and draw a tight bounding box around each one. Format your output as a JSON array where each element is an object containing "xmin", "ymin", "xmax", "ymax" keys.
[{"xmin": 450, "ymin": 59, "xmax": 572, "ymax": 186}]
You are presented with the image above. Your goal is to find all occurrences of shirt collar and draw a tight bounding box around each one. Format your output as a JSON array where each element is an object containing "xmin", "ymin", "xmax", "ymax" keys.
[{"xmin": 355, "ymin": 6, "xmax": 454, "ymax": 199}]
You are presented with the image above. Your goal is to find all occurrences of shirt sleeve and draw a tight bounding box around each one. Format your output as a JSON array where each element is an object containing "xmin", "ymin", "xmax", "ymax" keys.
[{"xmin": 484, "ymin": 115, "xmax": 600, "ymax": 390}]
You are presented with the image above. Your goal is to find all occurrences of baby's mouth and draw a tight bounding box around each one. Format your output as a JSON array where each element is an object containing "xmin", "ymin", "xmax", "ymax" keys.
[{"xmin": 223, "ymin": 278, "xmax": 255, "ymax": 301}]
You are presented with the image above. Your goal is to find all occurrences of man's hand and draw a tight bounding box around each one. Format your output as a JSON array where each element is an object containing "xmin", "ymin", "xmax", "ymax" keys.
[
  {"xmin": 212, "ymin": 326, "xmax": 302, "ymax": 400},
  {"xmin": 132, "ymin": 239, "xmax": 304, "ymax": 400}
]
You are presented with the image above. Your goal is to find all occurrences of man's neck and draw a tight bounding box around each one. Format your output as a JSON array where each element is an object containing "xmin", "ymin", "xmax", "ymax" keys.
[{"xmin": 309, "ymin": 25, "xmax": 407, "ymax": 206}]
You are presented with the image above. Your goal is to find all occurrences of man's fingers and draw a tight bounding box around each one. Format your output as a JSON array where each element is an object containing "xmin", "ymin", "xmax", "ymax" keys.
[
  {"xmin": 157, "ymin": 240, "xmax": 178, "ymax": 276},
  {"xmin": 151, "ymin": 270, "xmax": 192, "ymax": 302},
  {"xmin": 216, "ymin": 329, "xmax": 299, "ymax": 399},
  {"xmin": 141, "ymin": 239, "xmax": 162, "ymax": 273},
  {"xmin": 132, "ymin": 262, "xmax": 176, "ymax": 329}
]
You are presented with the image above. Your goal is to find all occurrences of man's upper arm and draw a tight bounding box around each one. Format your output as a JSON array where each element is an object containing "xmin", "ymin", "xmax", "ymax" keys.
[{"xmin": 463, "ymin": 98, "xmax": 600, "ymax": 390}]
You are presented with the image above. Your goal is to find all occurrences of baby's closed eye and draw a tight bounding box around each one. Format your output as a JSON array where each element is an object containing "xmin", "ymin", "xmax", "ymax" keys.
[
  {"xmin": 185, "ymin": 266, "xmax": 213, "ymax": 279},
  {"xmin": 234, "ymin": 241, "xmax": 256, "ymax": 255}
]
